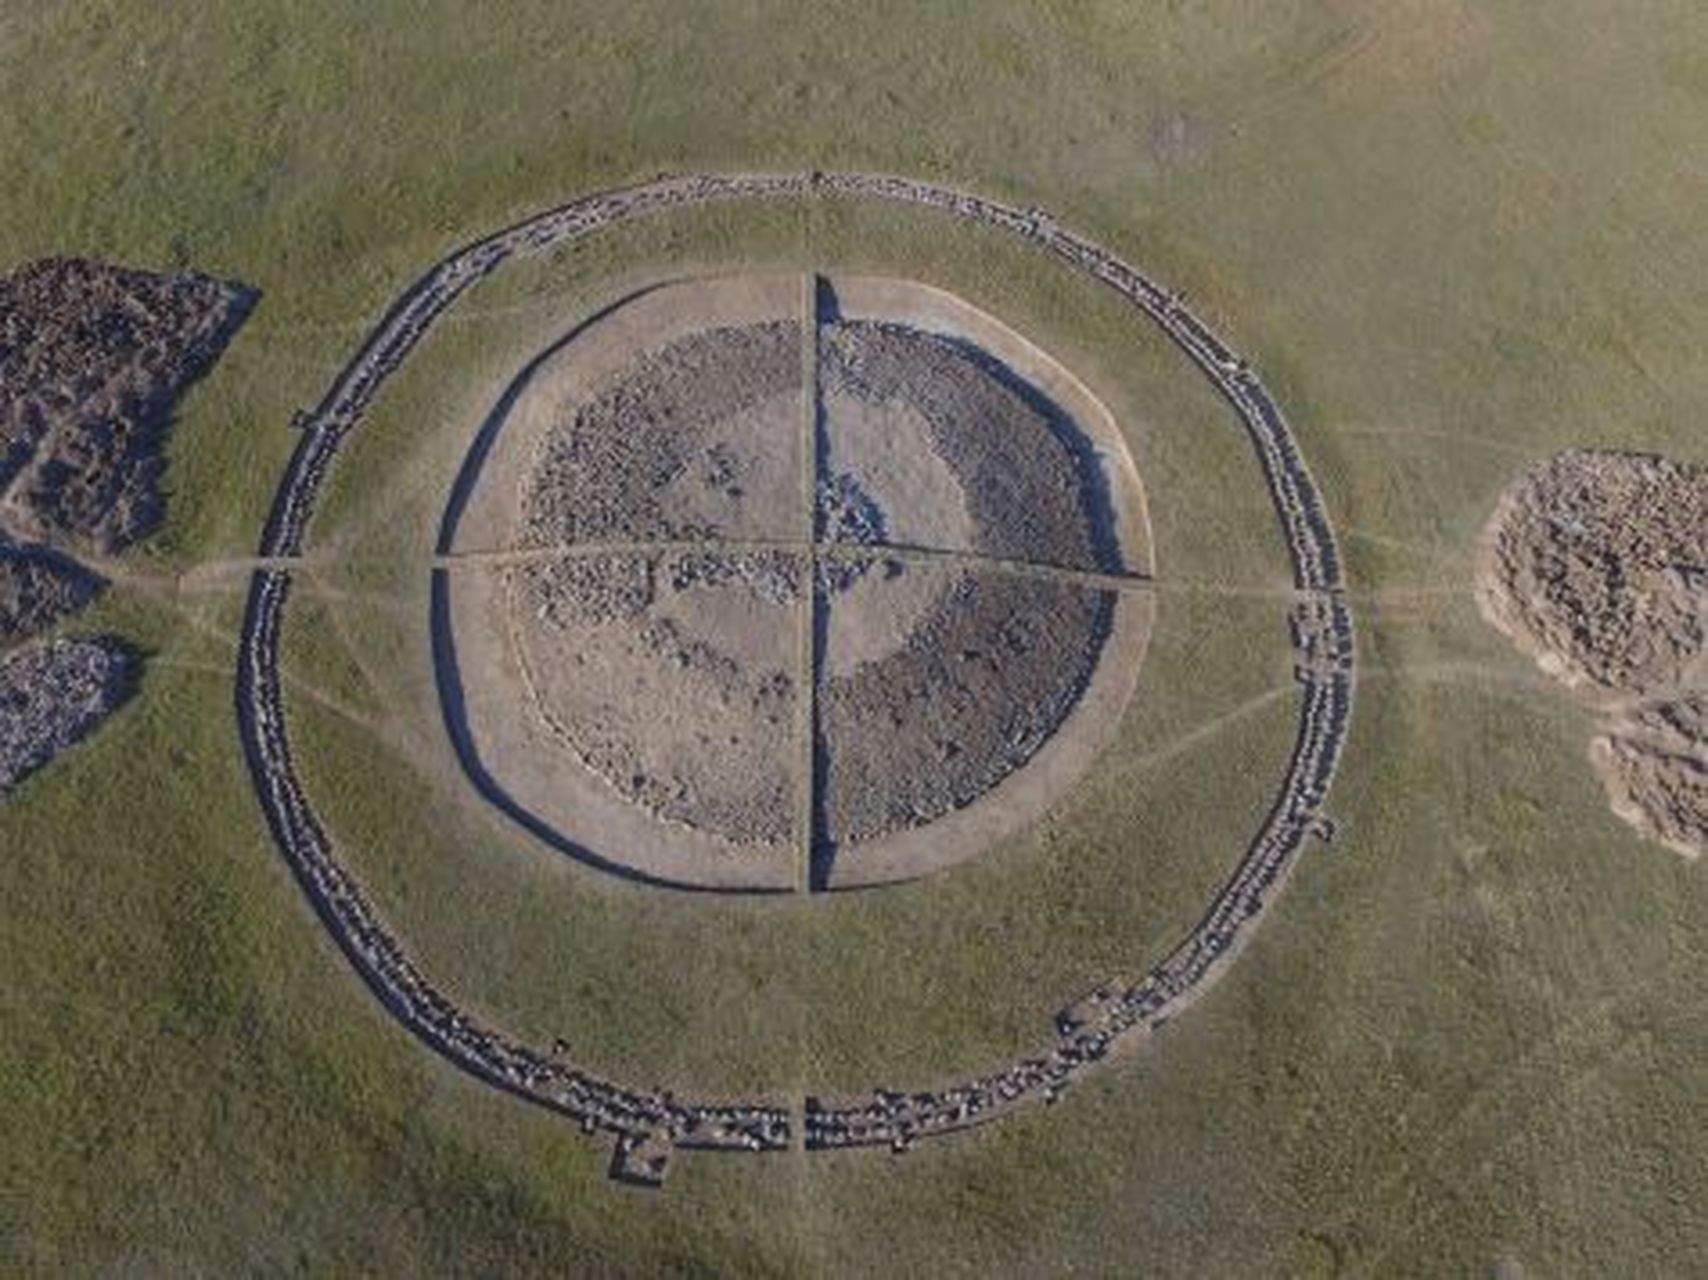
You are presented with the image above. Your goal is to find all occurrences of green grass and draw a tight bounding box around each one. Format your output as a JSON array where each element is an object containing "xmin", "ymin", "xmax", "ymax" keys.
[
  {"xmin": 4, "ymin": 1, "xmax": 1708, "ymax": 1273},
  {"xmin": 282, "ymin": 579, "xmax": 1296, "ymax": 1096}
]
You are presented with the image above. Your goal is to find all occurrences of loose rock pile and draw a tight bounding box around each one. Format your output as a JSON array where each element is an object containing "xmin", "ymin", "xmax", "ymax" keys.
[
  {"xmin": 513, "ymin": 549, "xmax": 802, "ymax": 848},
  {"xmin": 1593, "ymin": 703, "xmax": 1708, "ymax": 860},
  {"xmin": 0, "ymin": 637, "xmax": 134, "ymax": 797},
  {"xmin": 816, "ymin": 471, "xmax": 888, "ymax": 545},
  {"xmin": 820, "ymin": 569, "xmax": 1112, "ymax": 844},
  {"xmin": 0, "ymin": 257, "xmax": 252, "ymax": 799},
  {"xmin": 820, "ymin": 320, "xmax": 1110, "ymax": 571},
  {"xmin": 498, "ymin": 290, "xmax": 1127, "ymax": 868},
  {"xmin": 1479, "ymin": 450, "xmax": 1708, "ymax": 858},
  {"xmin": 0, "ymin": 543, "xmax": 102, "ymax": 648},
  {"xmin": 522, "ymin": 322, "xmax": 799, "ymax": 546},
  {"xmin": 1480, "ymin": 451, "xmax": 1708, "ymax": 694},
  {"xmin": 0, "ymin": 256, "xmax": 253, "ymax": 550}
]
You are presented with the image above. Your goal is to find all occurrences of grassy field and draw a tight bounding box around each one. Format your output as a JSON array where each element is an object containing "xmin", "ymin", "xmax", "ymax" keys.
[{"xmin": 4, "ymin": 1, "xmax": 1708, "ymax": 1273}]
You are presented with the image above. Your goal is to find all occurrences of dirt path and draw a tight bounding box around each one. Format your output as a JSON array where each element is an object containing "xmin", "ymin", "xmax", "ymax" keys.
[
  {"xmin": 156, "ymin": 652, "xmax": 383, "ymax": 736},
  {"xmin": 1116, "ymin": 684, "xmax": 1299, "ymax": 778}
]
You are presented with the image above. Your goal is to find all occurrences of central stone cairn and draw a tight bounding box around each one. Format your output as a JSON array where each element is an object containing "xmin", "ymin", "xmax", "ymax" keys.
[{"xmin": 442, "ymin": 276, "xmax": 1147, "ymax": 889}]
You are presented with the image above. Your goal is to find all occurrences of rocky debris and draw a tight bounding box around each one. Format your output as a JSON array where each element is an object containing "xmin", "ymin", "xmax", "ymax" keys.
[
  {"xmin": 0, "ymin": 257, "xmax": 251, "ymax": 798},
  {"xmin": 512, "ymin": 551, "xmax": 801, "ymax": 848},
  {"xmin": 814, "ymin": 472, "xmax": 891, "ymax": 594},
  {"xmin": 665, "ymin": 549, "xmax": 801, "ymax": 606},
  {"xmin": 519, "ymin": 549, "xmax": 803, "ymax": 628},
  {"xmin": 816, "ymin": 470, "xmax": 888, "ymax": 546},
  {"xmin": 0, "ymin": 256, "xmax": 254, "ymax": 551},
  {"xmin": 1594, "ymin": 692, "xmax": 1708, "ymax": 861},
  {"xmin": 241, "ymin": 170, "xmax": 1356, "ymax": 1178},
  {"xmin": 612, "ymin": 1128, "xmax": 677, "ymax": 1186},
  {"xmin": 1479, "ymin": 451, "xmax": 1708, "ymax": 858},
  {"xmin": 0, "ymin": 635, "xmax": 135, "ymax": 797},
  {"xmin": 1592, "ymin": 718, "xmax": 1707, "ymax": 862},
  {"xmin": 521, "ymin": 554, "xmax": 656, "ymax": 626},
  {"xmin": 1055, "ymin": 984, "xmax": 1119, "ymax": 1036},
  {"xmin": 815, "ymin": 551, "xmax": 905, "ymax": 598},
  {"xmin": 820, "ymin": 320, "xmax": 1112, "ymax": 571},
  {"xmin": 1619, "ymin": 691, "xmax": 1708, "ymax": 748},
  {"xmin": 820, "ymin": 568, "xmax": 1112, "ymax": 846},
  {"xmin": 1479, "ymin": 450, "xmax": 1708, "ymax": 694},
  {"xmin": 522, "ymin": 322, "xmax": 798, "ymax": 547},
  {"xmin": 0, "ymin": 542, "xmax": 103, "ymax": 647}
]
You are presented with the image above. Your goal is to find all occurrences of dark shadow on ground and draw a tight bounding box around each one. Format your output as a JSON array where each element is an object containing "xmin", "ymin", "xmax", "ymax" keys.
[{"xmin": 807, "ymin": 581, "xmax": 836, "ymax": 891}]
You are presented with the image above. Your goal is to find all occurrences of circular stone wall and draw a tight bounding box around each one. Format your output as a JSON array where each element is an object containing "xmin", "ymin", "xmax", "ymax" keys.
[
  {"xmin": 436, "ymin": 273, "xmax": 1152, "ymax": 890},
  {"xmin": 242, "ymin": 172, "xmax": 1357, "ymax": 1177}
]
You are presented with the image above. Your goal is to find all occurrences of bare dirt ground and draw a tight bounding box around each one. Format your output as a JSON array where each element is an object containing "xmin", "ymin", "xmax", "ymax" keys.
[{"xmin": 1478, "ymin": 449, "xmax": 1708, "ymax": 858}]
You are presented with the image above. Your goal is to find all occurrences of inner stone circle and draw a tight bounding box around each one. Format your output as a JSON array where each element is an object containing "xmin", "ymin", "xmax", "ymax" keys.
[{"xmin": 438, "ymin": 273, "xmax": 1152, "ymax": 890}]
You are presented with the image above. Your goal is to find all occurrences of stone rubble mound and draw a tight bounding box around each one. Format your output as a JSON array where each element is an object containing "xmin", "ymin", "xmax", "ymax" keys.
[
  {"xmin": 1592, "ymin": 710, "xmax": 1708, "ymax": 862},
  {"xmin": 820, "ymin": 320, "xmax": 1109, "ymax": 571},
  {"xmin": 0, "ymin": 636, "xmax": 135, "ymax": 797},
  {"xmin": 513, "ymin": 549, "xmax": 802, "ymax": 848},
  {"xmin": 0, "ymin": 256, "xmax": 252, "ymax": 801},
  {"xmin": 820, "ymin": 568, "xmax": 1112, "ymax": 844},
  {"xmin": 1, "ymin": 256, "xmax": 254, "ymax": 551},
  {"xmin": 0, "ymin": 542, "xmax": 103, "ymax": 648},
  {"xmin": 1479, "ymin": 450, "xmax": 1708, "ymax": 858}
]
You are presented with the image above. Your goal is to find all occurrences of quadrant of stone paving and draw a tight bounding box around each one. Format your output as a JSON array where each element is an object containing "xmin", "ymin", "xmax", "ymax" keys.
[
  {"xmin": 814, "ymin": 558, "xmax": 1116, "ymax": 859},
  {"xmin": 521, "ymin": 320, "xmax": 804, "ymax": 546},
  {"xmin": 816, "ymin": 317, "xmax": 1121, "ymax": 572},
  {"xmin": 507, "ymin": 549, "xmax": 805, "ymax": 852}
]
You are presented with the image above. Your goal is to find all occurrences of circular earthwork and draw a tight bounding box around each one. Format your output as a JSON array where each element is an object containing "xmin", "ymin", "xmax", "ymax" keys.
[
  {"xmin": 435, "ymin": 273, "xmax": 1153, "ymax": 890},
  {"xmin": 238, "ymin": 173, "xmax": 1355, "ymax": 1181}
]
